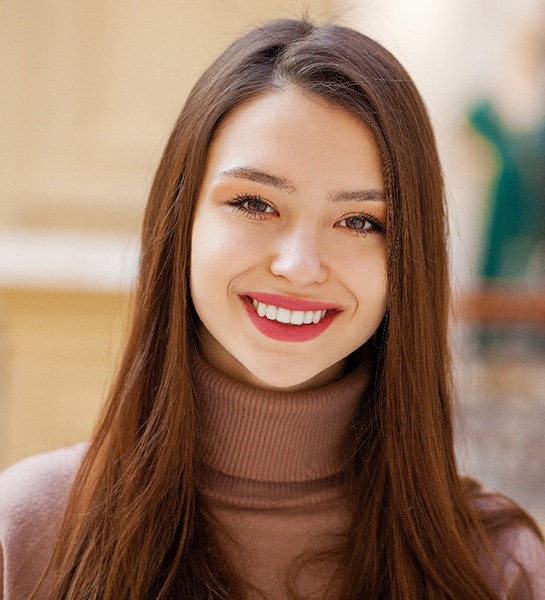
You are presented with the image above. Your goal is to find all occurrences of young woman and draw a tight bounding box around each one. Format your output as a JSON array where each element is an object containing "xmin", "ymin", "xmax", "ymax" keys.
[{"xmin": 1, "ymin": 18, "xmax": 544, "ymax": 600}]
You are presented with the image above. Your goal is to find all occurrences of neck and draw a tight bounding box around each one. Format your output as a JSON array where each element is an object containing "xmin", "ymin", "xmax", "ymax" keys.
[{"xmin": 191, "ymin": 345, "xmax": 371, "ymax": 509}]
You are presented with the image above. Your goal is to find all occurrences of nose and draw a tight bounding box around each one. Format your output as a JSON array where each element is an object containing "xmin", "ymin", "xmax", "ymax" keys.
[{"xmin": 270, "ymin": 226, "xmax": 328, "ymax": 286}]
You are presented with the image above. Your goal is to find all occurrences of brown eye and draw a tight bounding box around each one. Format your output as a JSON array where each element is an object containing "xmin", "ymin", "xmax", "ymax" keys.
[
  {"xmin": 246, "ymin": 198, "xmax": 270, "ymax": 213},
  {"xmin": 335, "ymin": 213, "xmax": 384, "ymax": 236},
  {"xmin": 227, "ymin": 194, "xmax": 276, "ymax": 219},
  {"xmin": 345, "ymin": 216, "xmax": 372, "ymax": 231}
]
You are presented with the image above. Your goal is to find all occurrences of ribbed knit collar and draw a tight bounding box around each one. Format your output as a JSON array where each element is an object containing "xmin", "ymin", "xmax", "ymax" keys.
[{"xmin": 192, "ymin": 348, "xmax": 370, "ymax": 509}]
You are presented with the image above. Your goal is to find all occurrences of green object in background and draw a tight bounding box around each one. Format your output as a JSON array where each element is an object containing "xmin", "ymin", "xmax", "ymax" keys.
[{"xmin": 467, "ymin": 99, "xmax": 545, "ymax": 282}]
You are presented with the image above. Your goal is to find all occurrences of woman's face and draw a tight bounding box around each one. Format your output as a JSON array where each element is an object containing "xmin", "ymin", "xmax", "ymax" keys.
[{"xmin": 190, "ymin": 87, "xmax": 387, "ymax": 390}]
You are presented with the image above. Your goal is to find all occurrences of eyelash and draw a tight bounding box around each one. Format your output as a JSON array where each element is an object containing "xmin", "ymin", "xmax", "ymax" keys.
[
  {"xmin": 226, "ymin": 193, "xmax": 385, "ymax": 236},
  {"xmin": 227, "ymin": 194, "xmax": 273, "ymax": 220},
  {"xmin": 335, "ymin": 214, "xmax": 385, "ymax": 236}
]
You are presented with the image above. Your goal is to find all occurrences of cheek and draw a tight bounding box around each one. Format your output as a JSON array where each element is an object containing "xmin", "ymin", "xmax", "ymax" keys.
[
  {"xmin": 192, "ymin": 218, "xmax": 235, "ymax": 262},
  {"xmin": 345, "ymin": 249, "xmax": 388, "ymax": 317},
  {"xmin": 191, "ymin": 212, "xmax": 240, "ymax": 269},
  {"xmin": 190, "ymin": 212, "xmax": 262, "ymax": 299}
]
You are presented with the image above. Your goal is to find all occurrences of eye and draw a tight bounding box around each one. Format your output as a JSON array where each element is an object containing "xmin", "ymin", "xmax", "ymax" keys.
[
  {"xmin": 227, "ymin": 194, "xmax": 276, "ymax": 219},
  {"xmin": 335, "ymin": 213, "xmax": 384, "ymax": 236}
]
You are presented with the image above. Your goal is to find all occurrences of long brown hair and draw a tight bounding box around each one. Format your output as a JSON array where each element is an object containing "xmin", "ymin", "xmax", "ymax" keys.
[{"xmin": 39, "ymin": 18, "xmax": 541, "ymax": 599}]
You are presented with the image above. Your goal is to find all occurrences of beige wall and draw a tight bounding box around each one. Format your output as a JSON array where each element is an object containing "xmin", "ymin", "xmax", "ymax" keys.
[
  {"xmin": 0, "ymin": 288, "xmax": 131, "ymax": 469},
  {"xmin": 0, "ymin": 0, "xmax": 330, "ymax": 234}
]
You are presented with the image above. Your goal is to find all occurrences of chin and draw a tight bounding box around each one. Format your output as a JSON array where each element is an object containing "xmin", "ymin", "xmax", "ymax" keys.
[
  {"xmin": 251, "ymin": 371, "xmax": 316, "ymax": 391},
  {"xmin": 240, "ymin": 356, "xmax": 345, "ymax": 391}
]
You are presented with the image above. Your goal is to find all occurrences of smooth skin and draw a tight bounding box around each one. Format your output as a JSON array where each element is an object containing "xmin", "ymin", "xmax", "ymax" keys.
[{"xmin": 190, "ymin": 86, "xmax": 388, "ymax": 390}]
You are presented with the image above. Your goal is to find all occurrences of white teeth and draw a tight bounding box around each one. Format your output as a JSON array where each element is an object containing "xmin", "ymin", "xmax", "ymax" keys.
[
  {"xmin": 290, "ymin": 310, "xmax": 305, "ymax": 325},
  {"xmin": 250, "ymin": 298, "xmax": 329, "ymax": 326},
  {"xmin": 265, "ymin": 305, "xmax": 277, "ymax": 320},
  {"xmin": 276, "ymin": 307, "xmax": 291, "ymax": 323}
]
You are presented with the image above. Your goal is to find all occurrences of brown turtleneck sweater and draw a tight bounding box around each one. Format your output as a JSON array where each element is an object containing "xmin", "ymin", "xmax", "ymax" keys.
[
  {"xmin": 1, "ymin": 354, "xmax": 544, "ymax": 599},
  {"xmin": 192, "ymin": 350, "xmax": 369, "ymax": 599}
]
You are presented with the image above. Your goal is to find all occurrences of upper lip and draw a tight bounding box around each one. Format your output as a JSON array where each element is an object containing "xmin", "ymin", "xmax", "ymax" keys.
[{"xmin": 242, "ymin": 292, "xmax": 342, "ymax": 312}]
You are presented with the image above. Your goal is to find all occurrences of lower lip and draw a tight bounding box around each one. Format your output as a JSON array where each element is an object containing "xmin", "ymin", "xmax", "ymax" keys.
[{"xmin": 242, "ymin": 299, "xmax": 339, "ymax": 342}]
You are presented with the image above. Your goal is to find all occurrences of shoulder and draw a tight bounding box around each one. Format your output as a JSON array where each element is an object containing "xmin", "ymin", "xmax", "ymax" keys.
[
  {"xmin": 0, "ymin": 444, "xmax": 86, "ymax": 599},
  {"xmin": 468, "ymin": 483, "xmax": 545, "ymax": 598},
  {"xmin": 489, "ymin": 522, "xmax": 545, "ymax": 599},
  {"xmin": 0, "ymin": 443, "xmax": 85, "ymax": 535}
]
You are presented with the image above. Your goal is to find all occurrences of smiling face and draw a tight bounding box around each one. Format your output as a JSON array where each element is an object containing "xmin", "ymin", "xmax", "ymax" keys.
[{"xmin": 190, "ymin": 86, "xmax": 388, "ymax": 390}]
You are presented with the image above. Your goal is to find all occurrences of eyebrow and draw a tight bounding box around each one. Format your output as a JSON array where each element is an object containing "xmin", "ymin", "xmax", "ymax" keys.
[
  {"xmin": 217, "ymin": 166, "xmax": 385, "ymax": 202},
  {"xmin": 330, "ymin": 189, "xmax": 386, "ymax": 202},
  {"xmin": 217, "ymin": 167, "xmax": 296, "ymax": 193}
]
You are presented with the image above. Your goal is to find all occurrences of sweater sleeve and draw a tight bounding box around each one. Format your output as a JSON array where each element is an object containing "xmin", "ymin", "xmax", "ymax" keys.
[
  {"xmin": 499, "ymin": 525, "xmax": 545, "ymax": 599},
  {"xmin": 467, "ymin": 480, "xmax": 545, "ymax": 598},
  {"xmin": 0, "ymin": 444, "xmax": 85, "ymax": 600}
]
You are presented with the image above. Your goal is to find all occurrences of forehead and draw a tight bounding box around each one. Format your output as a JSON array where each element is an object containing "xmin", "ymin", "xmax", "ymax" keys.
[{"xmin": 202, "ymin": 86, "xmax": 384, "ymax": 194}]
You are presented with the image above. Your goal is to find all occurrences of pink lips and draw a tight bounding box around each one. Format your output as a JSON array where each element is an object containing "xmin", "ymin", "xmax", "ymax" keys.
[
  {"xmin": 241, "ymin": 292, "xmax": 341, "ymax": 342},
  {"xmin": 246, "ymin": 292, "xmax": 341, "ymax": 312}
]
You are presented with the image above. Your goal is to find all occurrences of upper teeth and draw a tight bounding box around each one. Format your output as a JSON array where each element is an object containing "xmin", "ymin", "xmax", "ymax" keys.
[{"xmin": 251, "ymin": 299, "xmax": 327, "ymax": 325}]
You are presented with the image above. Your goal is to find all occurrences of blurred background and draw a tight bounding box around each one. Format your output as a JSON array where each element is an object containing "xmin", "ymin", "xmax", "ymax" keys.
[{"xmin": 1, "ymin": 1, "xmax": 544, "ymax": 526}]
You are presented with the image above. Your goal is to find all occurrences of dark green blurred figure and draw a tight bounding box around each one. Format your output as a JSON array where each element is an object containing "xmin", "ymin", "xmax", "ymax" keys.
[{"xmin": 468, "ymin": 99, "xmax": 545, "ymax": 283}]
